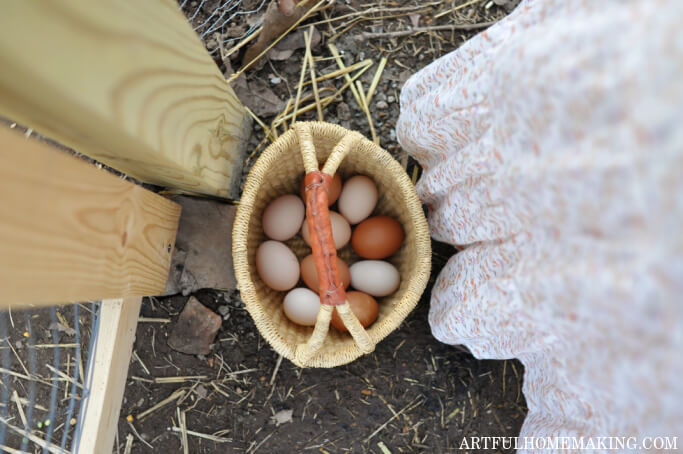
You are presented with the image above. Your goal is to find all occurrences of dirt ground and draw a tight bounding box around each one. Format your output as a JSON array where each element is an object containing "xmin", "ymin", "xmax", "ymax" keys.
[{"xmin": 2, "ymin": 1, "xmax": 528, "ymax": 452}]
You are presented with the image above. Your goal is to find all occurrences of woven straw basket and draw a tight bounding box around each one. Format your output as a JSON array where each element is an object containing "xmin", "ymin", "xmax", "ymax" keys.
[{"xmin": 233, "ymin": 122, "xmax": 431, "ymax": 367}]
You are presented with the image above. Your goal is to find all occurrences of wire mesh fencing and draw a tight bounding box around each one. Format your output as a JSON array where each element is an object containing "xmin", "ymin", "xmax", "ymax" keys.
[
  {"xmin": 0, "ymin": 302, "xmax": 100, "ymax": 453},
  {"xmin": 179, "ymin": 0, "xmax": 268, "ymax": 55}
]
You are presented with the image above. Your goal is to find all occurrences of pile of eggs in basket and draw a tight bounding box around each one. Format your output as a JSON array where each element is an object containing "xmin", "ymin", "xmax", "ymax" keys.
[{"xmin": 256, "ymin": 173, "xmax": 403, "ymax": 332}]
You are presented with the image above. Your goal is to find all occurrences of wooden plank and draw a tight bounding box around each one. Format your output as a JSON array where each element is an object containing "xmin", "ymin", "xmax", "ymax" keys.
[
  {"xmin": 75, "ymin": 297, "xmax": 142, "ymax": 454},
  {"xmin": 0, "ymin": 127, "xmax": 181, "ymax": 306},
  {"xmin": 0, "ymin": 1, "xmax": 251, "ymax": 199}
]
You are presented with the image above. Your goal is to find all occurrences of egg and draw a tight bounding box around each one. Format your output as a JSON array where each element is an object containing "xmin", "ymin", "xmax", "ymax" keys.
[
  {"xmin": 338, "ymin": 175, "xmax": 378, "ymax": 224},
  {"xmin": 349, "ymin": 260, "xmax": 400, "ymax": 297},
  {"xmin": 301, "ymin": 211, "xmax": 351, "ymax": 249},
  {"xmin": 300, "ymin": 254, "xmax": 351, "ymax": 292},
  {"xmin": 283, "ymin": 288, "xmax": 321, "ymax": 326},
  {"xmin": 352, "ymin": 216, "xmax": 404, "ymax": 259},
  {"xmin": 331, "ymin": 291, "xmax": 378, "ymax": 332},
  {"xmin": 256, "ymin": 241, "xmax": 300, "ymax": 291},
  {"xmin": 300, "ymin": 171, "xmax": 342, "ymax": 205},
  {"xmin": 262, "ymin": 194, "xmax": 305, "ymax": 241}
]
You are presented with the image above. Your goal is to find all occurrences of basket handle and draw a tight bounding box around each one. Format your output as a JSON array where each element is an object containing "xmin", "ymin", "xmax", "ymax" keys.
[{"xmin": 292, "ymin": 123, "xmax": 373, "ymax": 366}]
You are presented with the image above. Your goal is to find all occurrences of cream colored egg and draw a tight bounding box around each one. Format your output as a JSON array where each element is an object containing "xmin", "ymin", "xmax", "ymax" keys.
[
  {"xmin": 262, "ymin": 194, "xmax": 305, "ymax": 241},
  {"xmin": 283, "ymin": 288, "xmax": 321, "ymax": 326},
  {"xmin": 349, "ymin": 260, "xmax": 400, "ymax": 297},
  {"xmin": 301, "ymin": 211, "xmax": 351, "ymax": 249},
  {"xmin": 256, "ymin": 241, "xmax": 300, "ymax": 291},
  {"xmin": 338, "ymin": 175, "xmax": 378, "ymax": 224}
]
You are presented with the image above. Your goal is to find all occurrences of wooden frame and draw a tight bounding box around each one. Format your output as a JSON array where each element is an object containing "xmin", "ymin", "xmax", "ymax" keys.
[
  {"xmin": 75, "ymin": 297, "xmax": 143, "ymax": 454},
  {"xmin": 0, "ymin": 1, "xmax": 250, "ymax": 199},
  {"xmin": 0, "ymin": 127, "xmax": 181, "ymax": 306}
]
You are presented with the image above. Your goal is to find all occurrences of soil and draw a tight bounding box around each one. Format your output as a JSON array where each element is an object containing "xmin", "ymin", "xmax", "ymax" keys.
[{"xmin": 2, "ymin": 1, "xmax": 528, "ymax": 452}]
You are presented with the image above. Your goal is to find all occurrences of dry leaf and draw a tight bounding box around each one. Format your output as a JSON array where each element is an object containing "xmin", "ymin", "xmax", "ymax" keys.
[
  {"xmin": 242, "ymin": 0, "xmax": 320, "ymax": 68},
  {"xmin": 48, "ymin": 322, "xmax": 75, "ymax": 337},
  {"xmin": 267, "ymin": 27, "xmax": 321, "ymax": 61},
  {"xmin": 233, "ymin": 79, "xmax": 285, "ymax": 117}
]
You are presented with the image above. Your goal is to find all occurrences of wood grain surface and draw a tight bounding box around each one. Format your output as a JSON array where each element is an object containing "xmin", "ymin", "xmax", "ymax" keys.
[
  {"xmin": 75, "ymin": 297, "xmax": 142, "ymax": 454},
  {"xmin": 0, "ymin": 127, "xmax": 181, "ymax": 306},
  {"xmin": 0, "ymin": 1, "xmax": 250, "ymax": 198}
]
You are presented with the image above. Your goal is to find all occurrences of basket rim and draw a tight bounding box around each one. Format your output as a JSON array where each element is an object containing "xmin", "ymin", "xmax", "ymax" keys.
[{"xmin": 232, "ymin": 122, "xmax": 431, "ymax": 367}]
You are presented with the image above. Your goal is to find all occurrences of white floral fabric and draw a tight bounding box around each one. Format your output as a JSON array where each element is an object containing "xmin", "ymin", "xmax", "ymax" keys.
[{"xmin": 397, "ymin": 0, "xmax": 683, "ymax": 450}]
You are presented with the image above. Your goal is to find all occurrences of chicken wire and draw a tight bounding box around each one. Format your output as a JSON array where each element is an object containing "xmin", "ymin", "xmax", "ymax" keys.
[
  {"xmin": 179, "ymin": 0, "xmax": 269, "ymax": 55},
  {"xmin": 0, "ymin": 302, "xmax": 100, "ymax": 453}
]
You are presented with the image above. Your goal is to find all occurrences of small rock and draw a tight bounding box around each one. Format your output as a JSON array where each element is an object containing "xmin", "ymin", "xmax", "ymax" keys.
[
  {"xmin": 336, "ymin": 102, "xmax": 352, "ymax": 121},
  {"xmin": 387, "ymin": 95, "xmax": 396, "ymax": 103},
  {"xmin": 217, "ymin": 305, "xmax": 231, "ymax": 320},
  {"xmin": 376, "ymin": 100, "xmax": 388, "ymax": 109},
  {"xmin": 14, "ymin": 340, "xmax": 23, "ymax": 349},
  {"xmin": 195, "ymin": 384, "xmax": 208, "ymax": 399},
  {"xmin": 167, "ymin": 297, "xmax": 222, "ymax": 356},
  {"xmin": 270, "ymin": 76, "xmax": 281, "ymax": 85},
  {"xmin": 271, "ymin": 409, "xmax": 293, "ymax": 426}
]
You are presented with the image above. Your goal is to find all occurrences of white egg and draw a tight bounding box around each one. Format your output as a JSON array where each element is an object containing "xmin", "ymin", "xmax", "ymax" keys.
[
  {"xmin": 262, "ymin": 194, "xmax": 305, "ymax": 241},
  {"xmin": 338, "ymin": 175, "xmax": 378, "ymax": 224},
  {"xmin": 301, "ymin": 211, "xmax": 351, "ymax": 249},
  {"xmin": 283, "ymin": 288, "xmax": 321, "ymax": 326},
  {"xmin": 349, "ymin": 260, "xmax": 400, "ymax": 297},
  {"xmin": 256, "ymin": 241, "xmax": 300, "ymax": 291}
]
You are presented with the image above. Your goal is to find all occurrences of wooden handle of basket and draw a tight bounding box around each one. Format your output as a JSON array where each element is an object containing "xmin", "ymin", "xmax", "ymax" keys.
[{"xmin": 293, "ymin": 123, "xmax": 373, "ymax": 366}]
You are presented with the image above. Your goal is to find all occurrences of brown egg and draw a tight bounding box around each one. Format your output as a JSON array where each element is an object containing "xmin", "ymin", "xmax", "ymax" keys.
[
  {"xmin": 299, "ymin": 171, "xmax": 342, "ymax": 206},
  {"xmin": 351, "ymin": 216, "xmax": 404, "ymax": 259},
  {"xmin": 300, "ymin": 254, "xmax": 351, "ymax": 292},
  {"xmin": 331, "ymin": 291, "xmax": 379, "ymax": 332}
]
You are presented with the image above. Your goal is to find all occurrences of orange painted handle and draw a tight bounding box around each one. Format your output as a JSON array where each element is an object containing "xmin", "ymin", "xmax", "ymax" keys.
[{"xmin": 304, "ymin": 171, "xmax": 346, "ymax": 306}]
